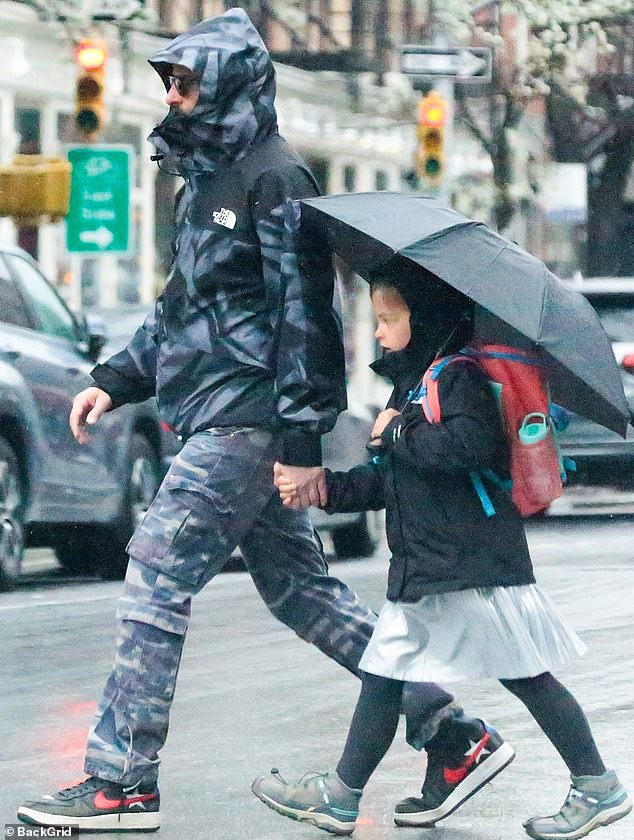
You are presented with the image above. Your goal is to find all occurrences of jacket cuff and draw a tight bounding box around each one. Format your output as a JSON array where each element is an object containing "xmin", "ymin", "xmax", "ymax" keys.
[
  {"xmin": 381, "ymin": 416, "xmax": 404, "ymax": 449},
  {"xmin": 90, "ymin": 364, "xmax": 133, "ymax": 409},
  {"xmin": 322, "ymin": 468, "xmax": 337, "ymax": 513},
  {"xmin": 279, "ymin": 428, "xmax": 323, "ymax": 467}
]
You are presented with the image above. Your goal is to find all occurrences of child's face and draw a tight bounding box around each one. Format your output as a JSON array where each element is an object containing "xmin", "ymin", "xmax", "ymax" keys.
[{"xmin": 372, "ymin": 287, "xmax": 411, "ymax": 352}]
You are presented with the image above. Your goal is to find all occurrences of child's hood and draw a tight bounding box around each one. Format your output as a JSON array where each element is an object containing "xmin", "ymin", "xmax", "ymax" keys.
[{"xmin": 371, "ymin": 260, "xmax": 475, "ymax": 375}]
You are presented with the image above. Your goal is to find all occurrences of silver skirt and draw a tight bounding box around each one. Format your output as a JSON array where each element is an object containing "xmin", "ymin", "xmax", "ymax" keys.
[{"xmin": 358, "ymin": 584, "xmax": 587, "ymax": 682}]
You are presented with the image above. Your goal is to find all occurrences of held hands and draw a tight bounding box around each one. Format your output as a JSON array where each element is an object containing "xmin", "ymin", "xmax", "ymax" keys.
[
  {"xmin": 69, "ymin": 387, "xmax": 113, "ymax": 444},
  {"xmin": 370, "ymin": 408, "xmax": 401, "ymax": 445},
  {"xmin": 273, "ymin": 462, "xmax": 327, "ymax": 509}
]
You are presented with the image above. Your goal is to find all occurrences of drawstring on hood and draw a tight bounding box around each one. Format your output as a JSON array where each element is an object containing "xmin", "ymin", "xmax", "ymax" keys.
[{"xmin": 148, "ymin": 7, "xmax": 278, "ymax": 175}]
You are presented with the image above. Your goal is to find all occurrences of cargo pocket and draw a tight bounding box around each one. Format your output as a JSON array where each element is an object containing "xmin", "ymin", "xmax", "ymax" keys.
[{"xmin": 126, "ymin": 473, "xmax": 236, "ymax": 588}]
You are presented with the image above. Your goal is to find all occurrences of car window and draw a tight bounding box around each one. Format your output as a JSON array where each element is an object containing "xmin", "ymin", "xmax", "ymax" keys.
[
  {"xmin": 6, "ymin": 254, "xmax": 78, "ymax": 343},
  {"xmin": 0, "ymin": 256, "xmax": 34, "ymax": 329},
  {"xmin": 587, "ymin": 296, "xmax": 634, "ymax": 343}
]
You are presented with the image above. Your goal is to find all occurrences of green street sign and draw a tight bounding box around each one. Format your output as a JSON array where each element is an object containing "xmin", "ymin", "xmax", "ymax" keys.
[{"xmin": 66, "ymin": 145, "xmax": 133, "ymax": 253}]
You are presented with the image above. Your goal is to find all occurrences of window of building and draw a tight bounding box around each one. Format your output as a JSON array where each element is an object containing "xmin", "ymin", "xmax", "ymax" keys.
[
  {"xmin": 375, "ymin": 170, "xmax": 388, "ymax": 190},
  {"xmin": 15, "ymin": 106, "xmax": 41, "ymax": 259},
  {"xmin": 344, "ymin": 164, "xmax": 356, "ymax": 192}
]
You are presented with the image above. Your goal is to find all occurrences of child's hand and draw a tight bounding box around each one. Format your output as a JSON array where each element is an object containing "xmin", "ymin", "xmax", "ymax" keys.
[
  {"xmin": 371, "ymin": 408, "xmax": 401, "ymax": 442},
  {"xmin": 277, "ymin": 476, "xmax": 298, "ymax": 506},
  {"xmin": 273, "ymin": 462, "xmax": 327, "ymax": 508}
]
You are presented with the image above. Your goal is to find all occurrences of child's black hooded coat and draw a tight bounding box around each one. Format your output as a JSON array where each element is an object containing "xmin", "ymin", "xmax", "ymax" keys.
[{"xmin": 324, "ymin": 271, "xmax": 535, "ymax": 603}]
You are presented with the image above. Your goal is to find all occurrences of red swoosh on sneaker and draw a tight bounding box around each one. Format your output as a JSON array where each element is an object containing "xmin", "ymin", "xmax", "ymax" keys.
[
  {"xmin": 443, "ymin": 732, "xmax": 491, "ymax": 785},
  {"xmin": 93, "ymin": 791, "xmax": 156, "ymax": 810}
]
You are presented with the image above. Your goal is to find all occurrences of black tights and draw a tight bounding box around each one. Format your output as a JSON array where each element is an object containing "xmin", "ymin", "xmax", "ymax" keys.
[
  {"xmin": 500, "ymin": 672, "xmax": 605, "ymax": 778},
  {"xmin": 336, "ymin": 671, "xmax": 605, "ymax": 791}
]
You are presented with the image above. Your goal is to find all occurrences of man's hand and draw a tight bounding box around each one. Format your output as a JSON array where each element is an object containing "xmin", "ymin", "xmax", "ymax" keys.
[
  {"xmin": 69, "ymin": 387, "xmax": 113, "ymax": 444},
  {"xmin": 273, "ymin": 462, "xmax": 327, "ymax": 509},
  {"xmin": 370, "ymin": 408, "xmax": 401, "ymax": 444}
]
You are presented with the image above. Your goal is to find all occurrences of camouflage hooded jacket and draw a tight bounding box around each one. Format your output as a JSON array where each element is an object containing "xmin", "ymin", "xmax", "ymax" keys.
[{"xmin": 90, "ymin": 8, "xmax": 346, "ymax": 466}]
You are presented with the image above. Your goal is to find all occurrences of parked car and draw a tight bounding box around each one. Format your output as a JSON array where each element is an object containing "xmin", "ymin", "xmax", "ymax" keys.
[
  {"xmin": 548, "ymin": 278, "xmax": 634, "ymax": 515},
  {"xmin": 0, "ymin": 243, "xmax": 176, "ymax": 590}
]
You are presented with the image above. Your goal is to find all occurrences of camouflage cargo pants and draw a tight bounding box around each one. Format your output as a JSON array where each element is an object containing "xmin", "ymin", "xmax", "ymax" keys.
[{"xmin": 84, "ymin": 428, "xmax": 455, "ymax": 784}]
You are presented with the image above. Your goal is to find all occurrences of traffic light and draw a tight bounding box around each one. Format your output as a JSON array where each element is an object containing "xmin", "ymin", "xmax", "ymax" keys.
[
  {"xmin": 74, "ymin": 38, "xmax": 107, "ymax": 140},
  {"xmin": 415, "ymin": 91, "xmax": 448, "ymax": 184}
]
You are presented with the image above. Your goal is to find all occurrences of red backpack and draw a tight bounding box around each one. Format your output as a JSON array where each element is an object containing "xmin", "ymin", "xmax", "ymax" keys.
[{"xmin": 416, "ymin": 342, "xmax": 570, "ymax": 518}]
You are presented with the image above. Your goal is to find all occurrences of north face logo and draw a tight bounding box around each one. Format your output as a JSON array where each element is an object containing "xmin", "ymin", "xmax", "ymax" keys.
[{"xmin": 212, "ymin": 208, "xmax": 237, "ymax": 229}]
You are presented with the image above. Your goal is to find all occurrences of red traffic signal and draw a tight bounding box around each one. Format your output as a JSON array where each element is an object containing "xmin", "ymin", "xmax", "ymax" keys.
[
  {"xmin": 418, "ymin": 91, "xmax": 448, "ymax": 128},
  {"xmin": 415, "ymin": 91, "xmax": 447, "ymax": 182},
  {"xmin": 75, "ymin": 39, "xmax": 107, "ymax": 72},
  {"xmin": 74, "ymin": 39, "xmax": 107, "ymax": 140}
]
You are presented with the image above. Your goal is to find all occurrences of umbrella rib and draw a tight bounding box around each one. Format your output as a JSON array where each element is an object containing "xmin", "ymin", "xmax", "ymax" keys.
[{"xmin": 397, "ymin": 220, "xmax": 481, "ymax": 257}]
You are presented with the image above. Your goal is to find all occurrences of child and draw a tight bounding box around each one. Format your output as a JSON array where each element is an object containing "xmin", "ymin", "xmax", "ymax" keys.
[{"xmin": 251, "ymin": 268, "xmax": 631, "ymax": 839}]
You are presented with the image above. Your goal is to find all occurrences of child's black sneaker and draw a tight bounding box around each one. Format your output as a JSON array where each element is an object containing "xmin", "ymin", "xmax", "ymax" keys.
[
  {"xmin": 18, "ymin": 776, "xmax": 160, "ymax": 831},
  {"xmin": 394, "ymin": 720, "xmax": 514, "ymax": 826}
]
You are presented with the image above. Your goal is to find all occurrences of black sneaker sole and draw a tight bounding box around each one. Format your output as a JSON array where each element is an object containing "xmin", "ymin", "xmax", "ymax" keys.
[
  {"xmin": 18, "ymin": 806, "xmax": 161, "ymax": 832},
  {"xmin": 394, "ymin": 742, "xmax": 516, "ymax": 827}
]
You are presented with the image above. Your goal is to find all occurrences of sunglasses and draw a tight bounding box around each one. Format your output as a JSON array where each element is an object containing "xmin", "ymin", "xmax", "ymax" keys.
[{"xmin": 168, "ymin": 75, "xmax": 199, "ymax": 96}]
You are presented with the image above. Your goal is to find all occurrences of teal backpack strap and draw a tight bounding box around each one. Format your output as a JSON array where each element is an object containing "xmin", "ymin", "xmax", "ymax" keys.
[
  {"xmin": 468, "ymin": 472, "xmax": 496, "ymax": 518},
  {"xmin": 468, "ymin": 469, "xmax": 513, "ymax": 519}
]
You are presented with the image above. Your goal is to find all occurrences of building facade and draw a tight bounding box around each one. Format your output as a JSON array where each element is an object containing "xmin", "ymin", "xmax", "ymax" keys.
[{"xmin": 1, "ymin": 1, "xmax": 421, "ymax": 314}]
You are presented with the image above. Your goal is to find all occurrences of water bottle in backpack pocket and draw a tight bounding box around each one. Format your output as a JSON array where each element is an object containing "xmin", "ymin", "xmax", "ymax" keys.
[{"xmin": 512, "ymin": 411, "xmax": 563, "ymax": 517}]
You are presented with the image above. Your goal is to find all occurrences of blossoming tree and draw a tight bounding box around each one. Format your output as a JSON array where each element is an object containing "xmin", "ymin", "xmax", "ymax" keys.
[{"xmin": 438, "ymin": 0, "xmax": 633, "ymax": 235}]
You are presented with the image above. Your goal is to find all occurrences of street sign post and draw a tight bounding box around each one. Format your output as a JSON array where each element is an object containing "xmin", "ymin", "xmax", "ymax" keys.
[
  {"xmin": 400, "ymin": 45, "xmax": 492, "ymax": 85},
  {"xmin": 66, "ymin": 145, "xmax": 133, "ymax": 254}
]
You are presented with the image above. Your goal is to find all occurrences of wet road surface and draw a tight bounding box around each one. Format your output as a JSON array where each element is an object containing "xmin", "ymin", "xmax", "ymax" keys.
[{"xmin": 1, "ymin": 517, "xmax": 633, "ymax": 839}]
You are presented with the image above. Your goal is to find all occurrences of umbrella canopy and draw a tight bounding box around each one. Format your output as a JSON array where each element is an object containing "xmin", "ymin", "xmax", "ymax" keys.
[{"xmin": 299, "ymin": 192, "xmax": 632, "ymax": 437}]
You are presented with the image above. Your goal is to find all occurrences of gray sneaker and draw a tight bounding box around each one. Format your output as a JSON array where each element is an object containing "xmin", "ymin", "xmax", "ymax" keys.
[
  {"xmin": 252, "ymin": 768, "xmax": 361, "ymax": 835},
  {"xmin": 523, "ymin": 770, "xmax": 632, "ymax": 839}
]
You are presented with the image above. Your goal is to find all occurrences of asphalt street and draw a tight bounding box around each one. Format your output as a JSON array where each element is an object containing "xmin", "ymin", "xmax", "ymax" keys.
[{"xmin": 1, "ymin": 517, "xmax": 633, "ymax": 840}]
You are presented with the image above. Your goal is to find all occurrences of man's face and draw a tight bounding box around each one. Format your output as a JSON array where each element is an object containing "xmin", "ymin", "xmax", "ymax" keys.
[
  {"xmin": 372, "ymin": 286, "xmax": 412, "ymax": 352},
  {"xmin": 165, "ymin": 64, "xmax": 200, "ymax": 114}
]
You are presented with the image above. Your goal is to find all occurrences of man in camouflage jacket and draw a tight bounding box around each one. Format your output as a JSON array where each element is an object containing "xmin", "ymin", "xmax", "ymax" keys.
[{"xmin": 18, "ymin": 8, "xmax": 505, "ymax": 831}]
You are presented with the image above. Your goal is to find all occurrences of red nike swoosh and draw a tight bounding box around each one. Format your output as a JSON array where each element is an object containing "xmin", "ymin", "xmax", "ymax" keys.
[
  {"xmin": 444, "ymin": 732, "xmax": 491, "ymax": 785},
  {"xmin": 93, "ymin": 791, "xmax": 156, "ymax": 810}
]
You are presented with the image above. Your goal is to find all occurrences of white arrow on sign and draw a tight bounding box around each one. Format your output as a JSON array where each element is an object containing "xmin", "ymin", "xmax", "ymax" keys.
[
  {"xmin": 401, "ymin": 46, "xmax": 491, "ymax": 81},
  {"xmin": 79, "ymin": 226, "xmax": 114, "ymax": 248}
]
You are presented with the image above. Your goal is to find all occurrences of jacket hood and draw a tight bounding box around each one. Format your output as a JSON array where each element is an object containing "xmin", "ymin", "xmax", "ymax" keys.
[
  {"xmin": 148, "ymin": 7, "xmax": 278, "ymax": 173},
  {"xmin": 369, "ymin": 257, "xmax": 474, "ymax": 380}
]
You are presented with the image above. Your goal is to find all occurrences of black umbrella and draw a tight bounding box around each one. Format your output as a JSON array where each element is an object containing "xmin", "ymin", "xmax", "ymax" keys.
[{"xmin": 299, "ymin": 192, "xmax": 632, "ymax": 437}]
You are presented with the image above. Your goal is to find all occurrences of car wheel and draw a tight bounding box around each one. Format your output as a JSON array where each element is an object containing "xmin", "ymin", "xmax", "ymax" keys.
[
  {"xmin": 54, "ymin": 529, "xmax": 97, "ymax": 576},
  {"xmin": 331, "ymin": 512, "xmax": 380, "ymax": 560},
  {"xmin": 55, "ymin": 435, "xmax": 161, "ymax": 580},
  {"xmin": 0, "ymin": 438, "xmax": 25, "ymax": 591},
  {"xmin": 98, "ymin": 434, "xmax": 161, "ymax": 580}
]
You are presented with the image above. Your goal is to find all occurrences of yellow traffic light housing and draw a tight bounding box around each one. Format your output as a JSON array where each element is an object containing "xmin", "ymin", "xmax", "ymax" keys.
[
  {"xmin": 415, "ymin": 91, "xmax": 448, "ymax": 184},
  {"xmin": 0, "ymin": 155, "xmax": 71, "ymax": 222},
  {"xmin": 74, "ymin": 39, "xmax": 107, "ymax": 140}
]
